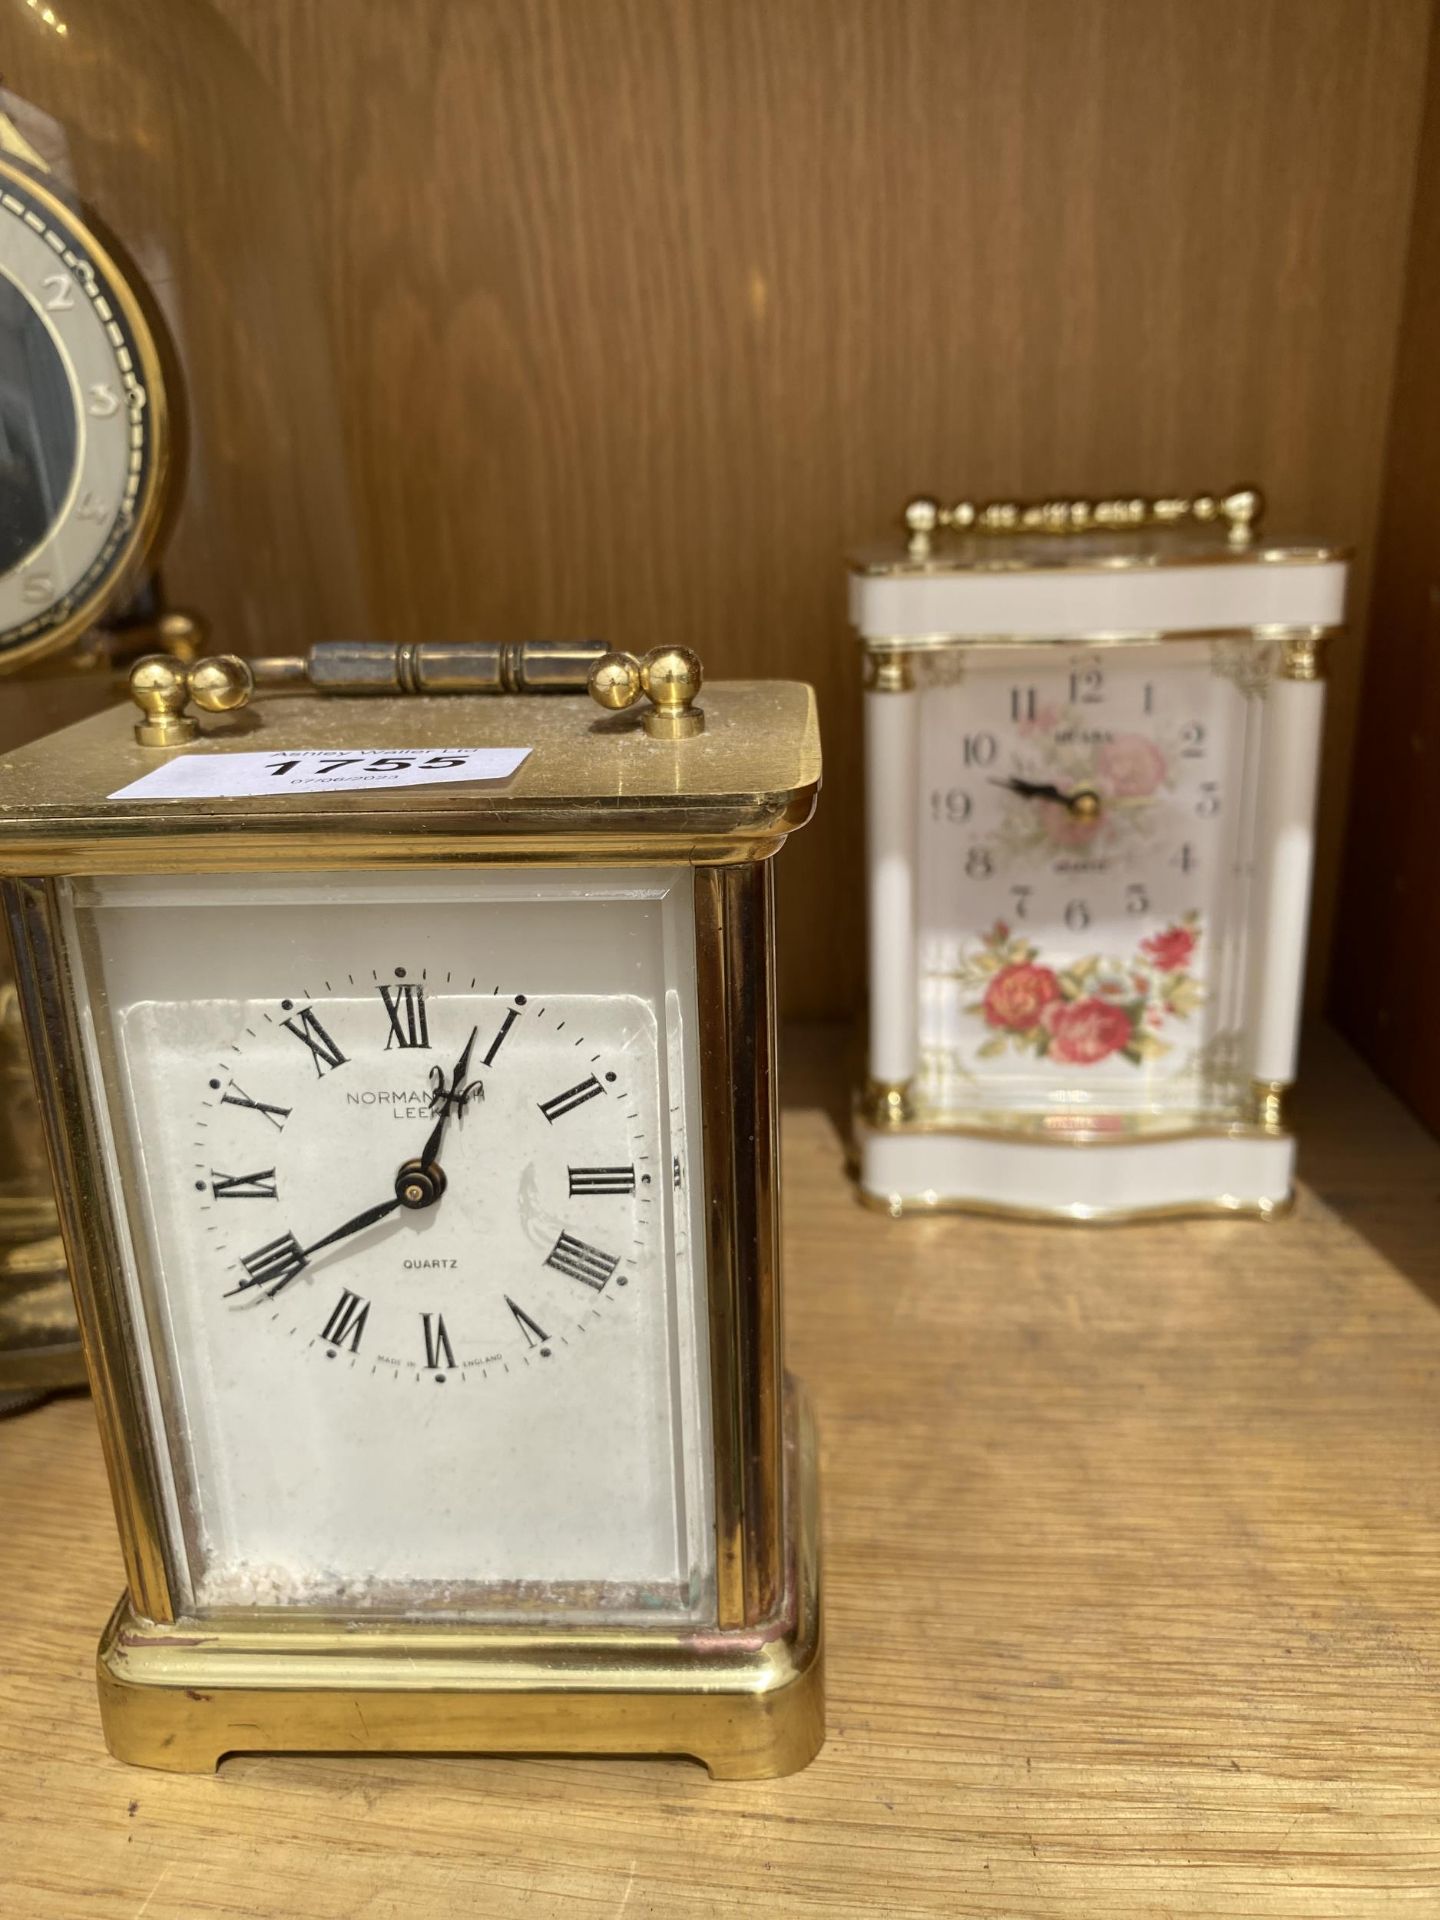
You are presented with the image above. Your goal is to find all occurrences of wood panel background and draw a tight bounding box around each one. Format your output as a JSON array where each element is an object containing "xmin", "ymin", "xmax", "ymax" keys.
[
  {"xmin": 15, "ymin": 0, "xmax": 1434, "ymax": 1020},
  {"xmin": 1330, "ymin": 15, "xmax": 1440, "ymax": 1132}
]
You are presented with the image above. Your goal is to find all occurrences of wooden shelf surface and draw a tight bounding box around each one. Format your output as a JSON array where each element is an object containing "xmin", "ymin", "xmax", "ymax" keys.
[{"xmin": 3, "ymin": 1024, "xmax": 1439, "ymax": 1918}]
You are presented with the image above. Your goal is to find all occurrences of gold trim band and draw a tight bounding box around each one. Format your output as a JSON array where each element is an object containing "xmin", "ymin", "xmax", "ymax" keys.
[
  {"xmin": 855, "ymin": 1101, "xmax": 1288, "ymax": 1148},
  {"xmin": 851, "ymin": 542, "xmax": 1351, "ymax": 580},
  {"xmin": 856, "ymin": 622, "xmax": 1344, "ymax": 655},
  {"xmin": 857, "ymin": 1187, "xmax": 1292, "ymax": 1225}
]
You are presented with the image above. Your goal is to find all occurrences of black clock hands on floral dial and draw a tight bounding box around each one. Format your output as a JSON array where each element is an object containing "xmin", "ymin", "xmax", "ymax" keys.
[{"xmin": 990, "ymin": 774, "xmax": 1101, "ymax": 820}]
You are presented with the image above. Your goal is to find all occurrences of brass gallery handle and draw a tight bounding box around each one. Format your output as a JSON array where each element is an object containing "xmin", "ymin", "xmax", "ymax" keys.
[
  {"xmin": 128, "ymin": 639, "xmax": 706, "ymax": 747},
  {"xmin": 902, "ymin": 485, "xmax": 1264, "ymax": 558}
]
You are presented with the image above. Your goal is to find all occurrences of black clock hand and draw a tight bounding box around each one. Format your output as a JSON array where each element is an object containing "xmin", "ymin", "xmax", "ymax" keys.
[
  {"xmin": 990, "ymin": 775, "xmax": 1101, "ymax": 817},
  {"xmin": 419, "ymin": 1024, "xmax": 480, "ymax": 1169},
  {"xmin": 303, "ymin": 1193, "xmax": 403, "ymax": 1258},
  {"xmin": 226, "ymin": 1191, "xmax": 405, "ymax": 1298},
  {"xmin": 991, "ymin": 774, "xmax": 1070, "ymax": 804}
]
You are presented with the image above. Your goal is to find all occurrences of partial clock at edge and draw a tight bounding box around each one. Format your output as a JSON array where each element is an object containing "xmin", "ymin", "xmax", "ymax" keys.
[{"xmin": 0, "ymin": 146, "xmax": 174, "ymax": 669}]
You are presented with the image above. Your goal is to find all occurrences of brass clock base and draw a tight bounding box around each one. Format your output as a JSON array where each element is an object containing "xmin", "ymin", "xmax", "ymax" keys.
[{"xmin": 95, "ymin": 1389, "xmax": 823, "ymax": 1780}]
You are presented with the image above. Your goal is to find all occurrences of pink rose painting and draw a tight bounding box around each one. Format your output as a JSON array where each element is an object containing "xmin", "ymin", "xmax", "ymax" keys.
[
  {"xmin": 983, "ymin": 962, "xmax": 1061, "ymax": 1031},
  {"xmin": 952, "ymin": 913, "xmax": 1204, "ymax": 1069},
  {"xmin": 1096, "ymin": 733, "xmax": 1167, "ymax": 799},
  {"xmin": 1042, "ymin": 996, "xmax": 1134, "ymax": 1065},
  {"xmin": 1141, "ymin": 923, "xmax": 1196, "ymax": 972}
]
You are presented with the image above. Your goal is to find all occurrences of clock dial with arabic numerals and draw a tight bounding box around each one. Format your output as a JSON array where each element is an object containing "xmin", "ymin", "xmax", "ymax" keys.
[
  {"xmin": 0, "ymin": 154, "xmax": 169, "ymax": 667},
  {"xmin": 71, "ymin": 869, "xmax": 713, "ymax": 1625},
  {"xmin": 917, "ymin": 639, "xmax": 1264, "ymax": 1115}
]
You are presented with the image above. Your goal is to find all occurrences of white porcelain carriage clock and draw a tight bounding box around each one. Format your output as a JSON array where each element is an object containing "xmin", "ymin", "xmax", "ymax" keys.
[
  {"xmin": 0, "ymin": 642, "xmax": 823, "ymax": 1777},
  {"xmin": 852, "ymin": 488, "xmax": 1347, "ymax": 1222}
]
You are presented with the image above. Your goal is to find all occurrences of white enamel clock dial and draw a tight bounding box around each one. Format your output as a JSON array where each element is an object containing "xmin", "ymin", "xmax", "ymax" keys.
[
  {"xmin": 67, "ymin": 868, "xmax": 713, "ymax": 1625},
  {"xmin": 916, "ymin": 640, "xmax": 1265, "ymax": 1118},
  {"xmin": 0, "ymin": 155, "xmax": 167, "ymax": 667}
]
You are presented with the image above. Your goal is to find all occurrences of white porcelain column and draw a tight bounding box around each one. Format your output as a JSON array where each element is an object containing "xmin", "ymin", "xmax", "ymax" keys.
[
  {"xmin": 864, "ymin": 651, "xmax": 920, "ymax": 1117},
  {"xmin": 1244, "ymin": 642, "xmax": 1328, "ymax": 1110}
]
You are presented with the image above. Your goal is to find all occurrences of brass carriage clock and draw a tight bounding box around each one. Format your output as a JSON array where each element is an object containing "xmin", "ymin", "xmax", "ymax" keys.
[{"xmin": 0, "ymin": 644, "xmax": 824, "ymax": 1777}]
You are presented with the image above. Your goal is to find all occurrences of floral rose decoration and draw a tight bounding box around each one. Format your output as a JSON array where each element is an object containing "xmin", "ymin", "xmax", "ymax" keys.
[
  {"xmin": 1041, "ymin": 995, "xmax": 1134, "ymax": 1065},
  {"xmin": 1140, "ymin": 923, "xmax": 1196, "ymax": 971},
  {"xmin": 1096, "ymin": 733, "xmax": 1167, "ymax": 798},
  {"xmin": 952, "ymin": 916, "xmax": 1203, "ymax": 1070},
  {"xmin": 983, "ymin": 962, "xmax": 1061, "ymax": 1031}
]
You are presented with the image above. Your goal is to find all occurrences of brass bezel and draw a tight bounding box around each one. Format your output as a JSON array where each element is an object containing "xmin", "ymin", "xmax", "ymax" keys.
[{"xmin": 0, "ymin": 152, "xmax": 175, "ymax": 672}]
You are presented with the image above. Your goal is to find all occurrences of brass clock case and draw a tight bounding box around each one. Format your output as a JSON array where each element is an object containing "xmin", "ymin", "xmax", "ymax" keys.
[{"xmin": 0, "ymin": 685, "xmax": 824, "ymax": 1777}]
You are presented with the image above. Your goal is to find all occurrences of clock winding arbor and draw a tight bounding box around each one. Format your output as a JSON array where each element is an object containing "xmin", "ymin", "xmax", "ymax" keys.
[
  {"xmin": 853, "ymin": 490, "xmax": 1348, "ymax": 1223},
  {"xmin": 0, "ymin": 666, "xmax": 823, "ymax": 1778}
]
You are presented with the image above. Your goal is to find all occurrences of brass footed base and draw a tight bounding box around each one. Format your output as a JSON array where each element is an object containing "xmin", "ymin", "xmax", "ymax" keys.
[{"xmin": 96, "ymin": 1386, "xmax": 823, "ymax": 1779}]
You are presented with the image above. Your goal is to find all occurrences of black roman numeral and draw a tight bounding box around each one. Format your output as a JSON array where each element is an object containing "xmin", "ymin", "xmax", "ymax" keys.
[
  {"xmin": 210, "ymin": 1167, "xmax": 278, "ymax": 1201},
  {"xmin": 281, "ymin": 1004, "xmax": 347, "ymax": 1076},
  {"xmin": 422, "ymin": 1311, "xmax": 455, "ymax": 1370},
  {"xmin": 505, "ymin": 1296, "xmax": 550, "ymax": 1350},
  {"xmin": 235, "ymin": 1231, "xmax": 307, "ymax": 1296},
  {"xmin": 567, "ymin": 1165, "xmax": 636, "ymax": 1196},
  {"xmin": 380, "ymin": 982, "xmax": 429, "ymax": 1049},
  {"xmin": 544, "ymin": 1230, "xmax": 619, "ymax": 1292},
  {"xmin": 321, "ymin": 1289, "xmax": 370, "ymax": 1353},
  {"xmin": 220, "ymin": 1082, "xmax": 290, "ymax": 1130},
  {"xmin": 538, "ymin": 1076, "xmax": 604, "ymax": 1124}
]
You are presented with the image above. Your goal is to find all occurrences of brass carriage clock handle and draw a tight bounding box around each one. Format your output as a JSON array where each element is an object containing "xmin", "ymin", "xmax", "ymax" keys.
[
  {"xmin": 901, "ymin": 484, "xmax": 1264, "ymax": 557},
  {"xmin": 129, "ymin": 640, "xmax": 708, "ymax": 746},
  {"xmin": 126, "ymin": 639, "xmax": 647, "ymax": 745},
  {"xmin": 587, "ymin": 647, "xmax": 705, "ymax": 739}
]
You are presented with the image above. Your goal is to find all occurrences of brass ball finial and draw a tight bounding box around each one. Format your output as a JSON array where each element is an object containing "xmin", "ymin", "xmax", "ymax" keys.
[
  {"xmin": 586, "ymin": 645, "xmax": 706, "ymax": 738},
  {"xmin": 639, "ymin": 646, "xmax": 704, "ymax": 739},
  {"xmin": 129, "ymin": 654, "xmax": 197, "ymax": 747},
  {"xmin": 129, "ymin": 651, "xmax": 258, "ymax": 746},
  {"xmin": 588, "ymin": 651, "xmax": 644, "ymax": 712},
  {"xmin": 188, "ymin": 654, "xmax": 254, "ymax": 713},
  {"xmin": 1223, "ymin": 485, "xmax": 1264, "ymax": 544},
  {"xmin": 153, "ymin": 609, "xmax": 207, "ymax": 663},
  {"xmin": 904, "ymin": 495, "xmax": 941, "ymax": 557}
]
